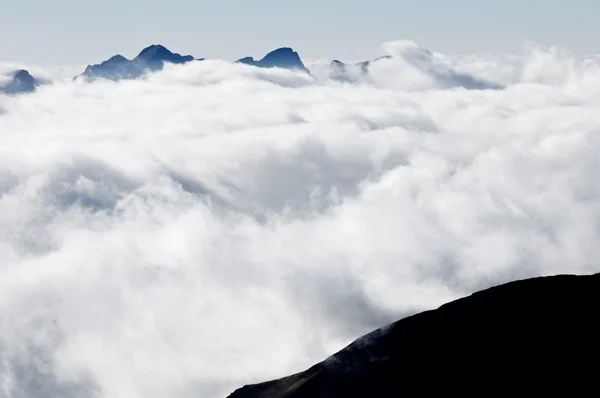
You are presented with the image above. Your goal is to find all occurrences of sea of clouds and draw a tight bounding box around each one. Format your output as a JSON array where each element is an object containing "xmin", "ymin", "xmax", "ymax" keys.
[{"xmin": 1, "ymin": 39, "xmax": 600, "ymax": 398}]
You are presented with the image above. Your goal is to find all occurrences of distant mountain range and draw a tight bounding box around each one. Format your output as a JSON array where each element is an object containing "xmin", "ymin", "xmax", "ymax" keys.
[
  {"xmin": 227, "ymin": 272, "xmax": 600, "ymax": 397},
  {"xmin": 1, "ymin": 43, "xmax": 501, "ymax": 95},
  {"xmin": 1, "ymin": 44, "xmax": 317, "ymax": 94}
]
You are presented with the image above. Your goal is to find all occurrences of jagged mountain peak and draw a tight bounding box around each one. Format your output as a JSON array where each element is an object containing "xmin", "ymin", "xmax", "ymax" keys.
[
  {"xmin": 236, "ymin": 47, "xmax": 309, "ymax": 73},
  {"xmin": 80, "ymin": 44, "xmax": 200, "ymax": 81}
]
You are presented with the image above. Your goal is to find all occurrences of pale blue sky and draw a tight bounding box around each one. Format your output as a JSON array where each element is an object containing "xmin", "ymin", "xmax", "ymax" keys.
[{"xmin": 1, "ymin": 0, "xmax": 598, "ymax": 65}]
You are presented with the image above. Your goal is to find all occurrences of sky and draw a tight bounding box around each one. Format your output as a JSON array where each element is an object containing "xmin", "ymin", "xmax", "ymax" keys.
[{"xmin": 1, "ymin": 0, "xmax": 600, "ymax": 65}]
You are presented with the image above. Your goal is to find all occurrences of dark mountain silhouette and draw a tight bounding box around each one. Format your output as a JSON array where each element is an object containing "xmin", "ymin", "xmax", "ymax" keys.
[
  {"xmin": 0, "ymin": 69, "xmax": 41, "ymax": 94},
  {"xmin": 79, "ymin": 44, "xmax": 202, "ymax": 81},
  {"xmin": 227, "ymin": 272, "xmax": 600, "ymax": 397},
  {"xmin": 236, "ymin": 48, "xmax": 309, "ymax": 73}
]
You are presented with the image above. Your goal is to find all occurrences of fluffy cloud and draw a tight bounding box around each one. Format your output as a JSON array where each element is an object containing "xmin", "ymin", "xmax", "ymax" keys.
[{"xmin": 1, "ymin": 41, "xmax": 600, "ymax": 398}]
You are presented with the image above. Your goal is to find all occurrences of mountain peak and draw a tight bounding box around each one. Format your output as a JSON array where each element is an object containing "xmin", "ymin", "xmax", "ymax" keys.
[
  {"xmin": 0, "ymin": 69, "xmax": 40, "ymax": 95},
  {"xmin": 236, "ymin": 47, "xmax": 309, "ymax": 73},
  {"xmin": 136, "ymin": 44, "xmax": 173, "ymax": 59},
  {"xmin": 134, "ymin": 44, "xmax": 195, "ymax": 69},
  {"xmin": 260, "ymin": 47, "xmax": 307, "ymax": 70},
  {"xmin": 264, "ymin": 47, "xmax": 295, "ymax": 55},
  {"xmin": 12, "ymin": 69, "xmax": 35, "ymax": 82},
  {"xmin": 106, "ymin": 54, "xmax": 129, "ymax": 63}
]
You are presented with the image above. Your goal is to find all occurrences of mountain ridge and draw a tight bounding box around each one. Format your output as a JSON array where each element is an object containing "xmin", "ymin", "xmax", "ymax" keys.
[
  {"xmin": 79, "ymin": 44, "xmax": 202, "ymax": 81},
  {"xmin": 227, "ymin": 272, "xmax": 600, "ymax": 397},
  {"xmin": 2, "ymin": 44, "xmax": 503, "ymax": 93}
]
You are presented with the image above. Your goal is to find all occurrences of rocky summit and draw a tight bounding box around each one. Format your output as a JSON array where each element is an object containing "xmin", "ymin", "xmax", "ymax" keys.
[
  {"xmin": 236, "ymin": 48, "xmax": 310, "ymax": 73},
  {"xmin": 227, "ymin": 272, "xmax": 600, "ymax": 397}
]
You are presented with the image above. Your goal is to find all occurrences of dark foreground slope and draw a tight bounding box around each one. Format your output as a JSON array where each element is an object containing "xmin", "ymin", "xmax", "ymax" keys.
[{"xmin": 228, "ymin": 273, "xmax": 600, "ymax": 397}]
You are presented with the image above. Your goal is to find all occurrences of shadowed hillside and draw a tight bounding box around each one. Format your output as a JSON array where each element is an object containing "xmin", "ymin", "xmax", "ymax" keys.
[{"xmin": 228, "ymin": 273, "xmax": 600, "ymax": 397}]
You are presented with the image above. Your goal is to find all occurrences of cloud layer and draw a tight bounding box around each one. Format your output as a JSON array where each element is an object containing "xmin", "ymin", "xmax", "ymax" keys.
[{"xmin": 1, "ymin": 40, "xmax": 600, "ymax": 398}]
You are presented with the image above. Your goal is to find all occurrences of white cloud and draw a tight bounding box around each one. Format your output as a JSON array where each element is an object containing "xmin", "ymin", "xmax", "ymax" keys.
[{"xmin": 1, "ymin": 41, "xmax": 600, "ymax": 398}]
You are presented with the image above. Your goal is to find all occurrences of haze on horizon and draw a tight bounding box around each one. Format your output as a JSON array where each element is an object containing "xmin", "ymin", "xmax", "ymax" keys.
[{"xmin": 2, "ymin": 0, "xmax": 600, "ymax": 65}]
